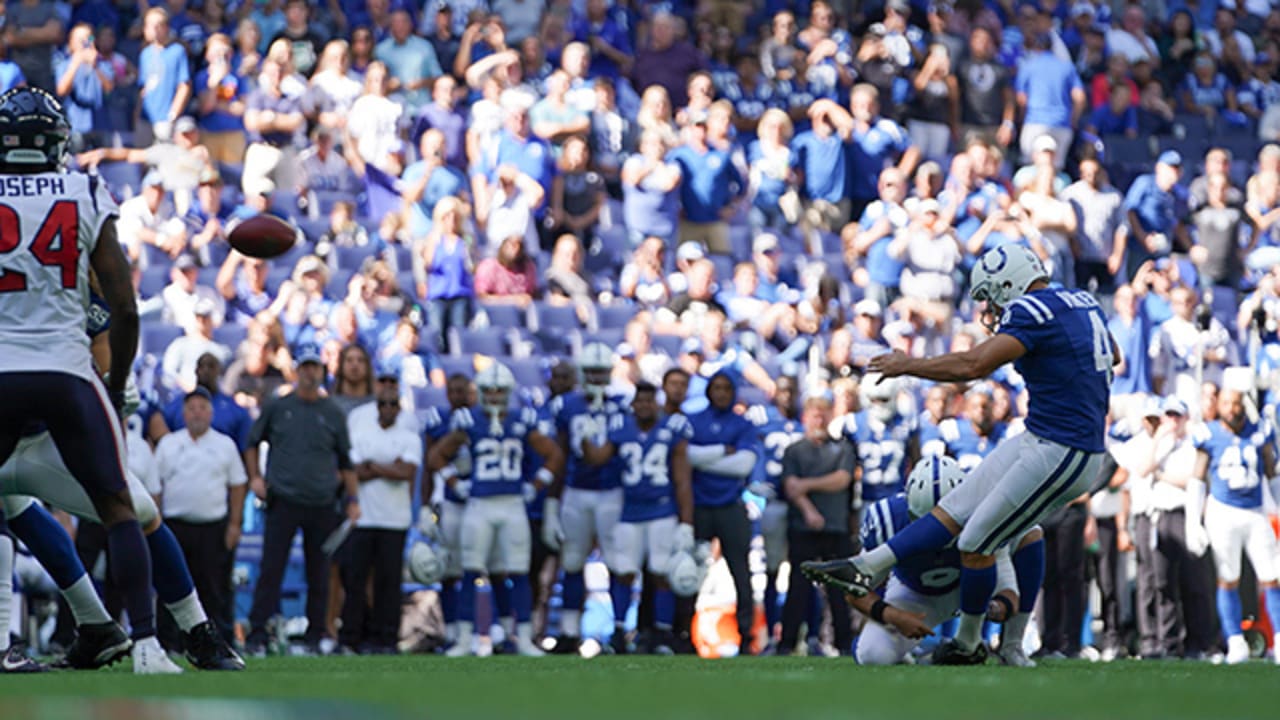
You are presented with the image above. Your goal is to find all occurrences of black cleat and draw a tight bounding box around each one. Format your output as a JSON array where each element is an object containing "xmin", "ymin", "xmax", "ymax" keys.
[
  {"xmin": 932, "ymin": 640, "xmax": 989, "ymax": 666},
  {"xmin": 184, "ymin": 621, "xmax": 246, "ymax": 671},
  {"xmin": 548, "ymin": 636, "xmax": 581, "ymax": 655},
  {"xmin": 608, "ymin": 630, "xmax": 630, "ymax": 655},
  {"xmin": 800, "ymin": 558, "xmax": 876, "ymax": 597},
  {"xmin": 53, "ymin": 621, "xmax": 132, "ymax": 670},
  {"xmin": 1, "ymin": 646, "xmax": 47, "ymax": 673}
]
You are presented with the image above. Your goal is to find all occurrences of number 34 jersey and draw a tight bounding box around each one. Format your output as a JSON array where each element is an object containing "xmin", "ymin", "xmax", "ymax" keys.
[
  {"xmin": 0, "ymin": 172, "xmax": 118, "ymax": 383},
  {"xmin": 449, "ymin": 405, "xmax": 545, "ymax": 499},
  {"xmin": 861, "ymin": 493, "xmax": 960, "ymax": 596},
  {"xmin": 1193, "ymin": 419, "xmax": 1276, "ymax": 510},
  {"xmin": 606, "ymin": 412, "xmax": 693, "ymax": 522}
]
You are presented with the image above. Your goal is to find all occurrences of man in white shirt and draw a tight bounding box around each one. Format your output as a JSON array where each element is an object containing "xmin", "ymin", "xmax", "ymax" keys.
[
  {"xmin": 1106, "ymin": 5, "xmax": 1160, "ymax": 66},
  {"xmin": 341, "ymin": 382, "xmax": 422, "ymax": 653},
  {"xmin": 154, "ymin": 387, "xmax": 248, "ymax": 644},
  {"xmin": 1149, "ymin": 287, "xmax": 1233, "ymax": 407},
  {"xmin": 161, "ymin": 298, "xmax": 233, "ymax": 393},
  {"xmin": 162, "ymin": 254, "xmax": 225, "ymax": 332},
  {"xmin": 117, "ymin": 171, "xmax": 189, "ymax": 268}
]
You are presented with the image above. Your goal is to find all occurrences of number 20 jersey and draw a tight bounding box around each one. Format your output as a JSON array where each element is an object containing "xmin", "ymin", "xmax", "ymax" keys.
[
  {"xmin": 449, "ymin": 404, "xmax": 543, "ymax": 498},
  {"xmin": 606, "ymin": 411, "xmax": 693, "ymax": 522},
  {"xmin": 0, "ymin": 172, "xmax": 118, "ymax": 383},
  {"xmin": 861, "ymin": 493, "xmax": 960, "ymax": 596}
]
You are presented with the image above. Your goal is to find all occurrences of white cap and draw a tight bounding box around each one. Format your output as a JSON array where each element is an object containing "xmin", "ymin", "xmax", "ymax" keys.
[
  {"xmin": 854, "ymin": 299, "xmax": 883, "ymax": 317},
  {"xmin": 1033, "ymin": 134, "xmax": 1058, "ymax": 154}
]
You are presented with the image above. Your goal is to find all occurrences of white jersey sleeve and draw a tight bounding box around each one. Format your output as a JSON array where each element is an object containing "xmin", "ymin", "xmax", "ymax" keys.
[{"xmin": 0, "ymin": 171, "xmax": 119, "ymax": 382}]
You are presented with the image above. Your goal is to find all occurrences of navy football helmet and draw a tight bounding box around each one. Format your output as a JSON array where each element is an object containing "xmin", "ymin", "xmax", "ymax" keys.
[{"xmin": 0, "ymin": 87, "xmax": 70, "ymax": 173}]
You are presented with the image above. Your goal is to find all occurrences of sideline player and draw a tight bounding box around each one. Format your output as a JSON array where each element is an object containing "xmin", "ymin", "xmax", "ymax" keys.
[
  {"xmin": 582, "ymin": 381, "xmax": 695, "ymax": 653},
  {"xmin": 804, "ymin": 244, "xmax": 1117, "ymax": 664},
  {"xmin": 427, "ymin": 363, "xmax": 563, "ymax": 656},
  {"xmin": 1187, "ymin": 388, "xmax": 1280, "ymax": 664},
  {"xmin": 0, "ymin": 87, "xmax": 173, "ymax": 673}
]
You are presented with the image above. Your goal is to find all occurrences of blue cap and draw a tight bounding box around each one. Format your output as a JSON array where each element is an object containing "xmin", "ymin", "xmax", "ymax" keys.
[
  {"xmin": 1161, "ymin": 396, "xmax": 1188, "ymax": 416},
  {"xmin": 294, "ymin": 343, "xmax": 323, "ymax": 367},
  {"xmin": 1157, "ymin": 150, "xmax": 1183, "ymax": 167},
  {"xmin": 374, "ymin": 363, "xmax": 399, "ymax": 381},
  {"xmin": 184, "ymin": 386, "xmax": 212, "ymax": 403}
]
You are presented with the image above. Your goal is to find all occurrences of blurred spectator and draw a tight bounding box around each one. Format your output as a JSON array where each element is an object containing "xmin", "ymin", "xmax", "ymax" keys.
[
  {"xmin": 1189, "ymin": 172, "xmax": 1250, "ymax": 314},
  {"xmin": 849, "ymin": 299, "xmax": 890, "ymax": 370},
  {"xmin": 243, "ymin": 60, "xmax": 305, "ymax": 198},
  {"xmin": 654, "ymin": 258, "xmax": 726, "ymax": 337},
  {"xmin": 544, "ymin": 233, "xmax": 595, "ymax": 323},
  {"xmin": 793, "ymin": 107, "xmax": 850, "ymax": 248},
  {"xmin": 139, "ymin": 8, "xmax": 191, "ymax": 143},
  {"xmin": 797, "ymin": 1, "xmax": 853, "ymax": 101},
  {"xmin": 423, "ymin": 4, "xmax": 460, "ymax": 76},
  {"xmin": 1205, "ymin": 7, "xmax": 1256, "ymax": 63},
  {"xmin": 618, "ymin": 236, "xmax": 671, "ymax": 311},
  {"xmin": 216, "ymin": 251, "xmax": 272, "ymax": 326},
  {"xmin": 1180, "ymin": 52, "xmax": 1239, "ymax": 120},
  {"xmin": 888, "ymin": 199, "xmax": 963, "ymax": 317},
  {"xmin": 375, "ymin": 7, "xmax": 441, "ymax": 109},
  {"xmin": 621, "ymin": 130, "xmax": 681, "ymax": 247},
  {"xmin": 1091, "ymin": 55, "xmax": 1138, "ymax": 112},
  {"xmin": 1109, "ymin": 282, "xmax": 1156, "ymax": 400},
  {"xmin": 187, "ymin": 169, "xmax": 232, "ymax": 264},
  {"xmin": 532, "ymin": 70, "xmax": 590, "ymax": 152},
  {"xmin": 846, "ymin": 167, "xmax": 910, "ymax": 308},
  {"xmin": 752, "ymin": 233, "xmax": 798, "ymax": 303},
  {"xmin": 348, "ymin": 26, "xmax": 376, "ymax": 81},
  {"xmin": 670, "ymin": 112, "xmax": 743, "ymax": 256},
  {"xmin": 403, "ymin": 128, "xmax": 468, "ymax": 240},
  {"xmin": 1062, "ymin": 156, "xmax": 1125, "ymax": 292},
  {"xmin": 1151, "ymin": 286, "xmax": 1233, "ymax": 406},
  {"xmin": 570, "ymin": 0, "xmax": 631, "ymax": 83},
  {"xmin": 549, "ymin": 135, "xmax": 605, "ymax": 245},
  {"xmin": 119, "ymin": 171, "xmax": 189, "ymax": 264},
  {"xmin": 234, "ymin": 18, "xmax": 264, "ymax": 82},
  {"xmin": 586, "ymin": 77, "xmax": 632, "ymax": 194},
  {"xmin": 1016, "ymin": 32, "xmax": 1086, "ymax": 170},
  {"xmin": 1121, "ymin": 151, "xmax": 1186, "ymax": 281},
  {"xmin": 298, "ymin": 126, "xmax": 361, "ymax": 209},
  {"xmin": 348, "ymin": 62, "xmax": 405, "ymax": 173},
  {"xmin": 194, "ymin": 34, "xmax": 247, "ymax": 166},
  {"xmin": 269, "ymin": 254, "xmax": 333, "ymax": 347},
  {"xmin": 54, "ymin": 23, "xmax": 112, "ymax": 150},
  {"xmin": 747, "ymin": 109, "xmax": 798, "ymax": 238},
  {"xmin": 163, "ymin": 298, "xmax": 234, "ymax": 393},
  {"xmin": 1137, "ymin": 80, "xmax": 1177, "ymax": 135},
  {"xmin": 479, "ymin": 163, "xmax": 544, "ymax": 258},
  {"xmin": 271, "ymin": 0, "xmax": 325, "ymax": 76},
  {"xmin": 163, "ymin": 253, "xmax": 225, "ymax": 330},
  {"xmin": 377, "ymin": 318, "xmax": 445, "ymax": 389},
  {"xmin": 633, "ymin": 12, "xmax": 708, "ymax": 109},
  {"xmin": 759, "ymin": 10, "xmax": 801, "ymax": 82},
  {"xmin": 161, "ymin": 352, "xmax": 252, "ymax": 450},
  {"xmin": 1107, "ymin": 5, "xmax": 1160, "ymax": 66},
  {"xmin": 224, "ymin": 313, "xmax": 294, "ymax": 409},
  {"xmin": 4, "ymin": 0, "xmax": 62, "ymax": 93},
  {"xmin": 78, "ymin": 116, "xmax": 212, "ymax": 210},
  {"xmin": 304, "ymin": 40, "xmax": 362, "ymax": 131},
  {"xmin": 330, "ymin": 343, "xmax": 374, "ymax": 414},
  {"xmin": 474, "ymin": 233, "xmax": 538, "ymax": 309},
  {"xmin": 678, "ymin": 72, "xmax": 715, "ymax": 128},
  {"xmin": 636, "ymin": 84, "xmax": 680, "ymax": 149},
  {"xmin": 817, "ymin": 86, "xmax": 919, "ymax": 220},
  {"xmin": 414, "ymin": 196, "xmax": 474, "ymax": 351},
  {"xmin": 413, "ymin": 75, "xmax": 467, "ymax": 171},
  {"xmin": 478, "ymin": 89, "xmax": 556, "ymax": 245},
  {"xmin": 906, "ymin": 44, "xmax": 959, "ymax": 164},
  {"xmin": 1160, "ymin": 11, "xmax": 1199, "ymax": 84},
  {"xmin": 1086, "ymin": 84, "xmax": 1139, "ymax": 138}
]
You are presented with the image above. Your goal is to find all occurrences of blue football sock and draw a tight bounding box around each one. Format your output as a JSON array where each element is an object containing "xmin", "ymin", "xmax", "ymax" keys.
[
  {"xmin": 654, "ymin": 588, "xmax": 674, "ymax": 630},
  {"xmin": 609, "ymin": 577, "xmax": 632, "ymax": 629},
  {"xmin": 960, "ymin": 564, "xmax": 997, "ymax": 616},
  {"xmin": 8, "ymin": 502, "xmax": 86, "ymax": 589},
  {"xmin": 459, "ymin": 572, "xmax": 480, "ymax": 624},
  {"xmin": 805, "ymin": 585, "xmax": 824, "ymax": 641},
  {"xmin": 763, "ymin": 573, "xmax": 781, "ymax": 631},
  {"xmin": 106, "ymin": 520, "xmax": 155, "ymax": 639},
  {"xmin": 1217, "ymin": 587, "xmax": 1243, "ymax": 638},
  {"xmin": 885, "ymin": 514, "xmax": 955, "ymax": 566},
  {"xmin": 562, "ymin": 571, "xmax": 586, "ymax": 613},
  {"xmin": 1013, "ymin": 539, "xmax": 1045, "ymax": 613},
  {"xmin": 937, "ymin": 616, "xmax": 959, "ymax": 640},
  {"xmin": 509, "ymin": 575, "xmax": 532, "ymax": 623},
  {"xmin": 145, "ymin": 523, "xmax": 196, "ymax": 604},
  {"xmin": 492, "ymin": 576, "xmax": 511, "ymax": 623},
  {"xmin": 440, "ymin": 577, "xmax": 458, "ymax": 624}
]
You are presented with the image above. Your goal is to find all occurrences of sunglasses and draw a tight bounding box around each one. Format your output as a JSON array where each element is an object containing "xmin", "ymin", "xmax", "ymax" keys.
[{"xmin": 378, "ymin": 400, "xmax": 400, "ymax": 408}]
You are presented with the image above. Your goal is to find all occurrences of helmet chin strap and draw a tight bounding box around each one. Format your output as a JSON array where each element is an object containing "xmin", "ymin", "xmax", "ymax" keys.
[
  {"xmin": 485, "ymin": 403, "xmax": 504, "ymax": 435},
  {"xmin": 585, "ymin": 384, "xmax": 605, "ymax": 411}
]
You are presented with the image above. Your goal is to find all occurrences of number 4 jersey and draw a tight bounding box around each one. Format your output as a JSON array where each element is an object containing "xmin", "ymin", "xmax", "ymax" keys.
[
  {"xmin": 0, "ymin": 172, "xmax": 118, "ymax": 383},
  {"xmin": 606, "ymin": 411, "xmax": 693, "ymax": 522},
  {"xmin": 861, "ymin": 493, "xmax": 961, "ymax": 596},
  {"xmin": 450, "ymin": 404, "xmax": 545, "ymax": 498},
  {"xmin": 1193, "ymin": 419, "xmax": 1276, "ymax": 510}
]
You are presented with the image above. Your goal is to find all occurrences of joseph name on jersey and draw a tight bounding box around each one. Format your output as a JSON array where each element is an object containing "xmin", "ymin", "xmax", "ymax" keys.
[
  {"xmin": 0, "ymin": 171, "xmax": 118, "ymax": 383},
  {"xmin": 843, "ymin": 411, "xmax": 916, "ymax": 502},
  {"xmin": 924, "ymin": 417, "xmax": 1007, "ymax": 472},
  {"xmin": 550, "ymin": 390, "xmax": 626, "ymax": 490},
  {"xmin": 1193, "ymin": 419, "xmax": 1276, "ymax": 509},
  {"xmin": 449, "ymin": 404, "xmax": 542, "ymax": 498},
  {"xmin": 606, "ymin": 411, "xmax": 693, "ymax": 522},
  {"xmin": 745, "ymin": 404, "xmax": 804, "ymax": 492},
  {"xmin": 861, "ymin": 493, "xmax": 961, "ymax": 596},
  {"xmin": 998, "ymin": 288, "xmax": 1112, "ymax": 453}
]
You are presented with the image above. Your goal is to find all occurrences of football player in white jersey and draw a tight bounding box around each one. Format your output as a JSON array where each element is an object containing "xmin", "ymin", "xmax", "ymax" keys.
[{"xmin": 0, "ymin": 88, "xmax": 179, "ymax": 672}]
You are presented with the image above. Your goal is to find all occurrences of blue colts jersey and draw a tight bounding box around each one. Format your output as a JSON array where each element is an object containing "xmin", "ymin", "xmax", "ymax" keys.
[
  {"xmin": 424, "ymin": 404, "xmax": 467, "ymax": 504},
  {"xmin": 923, "ymin": 418, "xmax": 1007, "ymax": 472},
  {"xmin": 843, "ymin": 411, "xmax": 917, "ymax": 503},
  {"xmin": 999, "ymin": 288, "xmax": 1111, "ymax": 453},
  {"xmin": 607, "ymin": 412, "xmax": 694, "ymax": 522},
  {"xmin": 745, "ymin": 404, "xmax": 804, "ymax": 492},
  {"xmin": 687, "ymin": 407, "xmax": 761, "ymax": 507},
  {"xmin": 449, "ymin": 405, "xmax": 542, "ymax": 499},
  {"xmin": 1193, "ymin": 419, "xmax": 1276, "ymax": 510},
  {"xmin": 861, "ymin": 494, "xmax": 961, "ymax": 596},
  {"xmin": 550, "ymin": 390, "xmax": 627, "ymax": 490}
]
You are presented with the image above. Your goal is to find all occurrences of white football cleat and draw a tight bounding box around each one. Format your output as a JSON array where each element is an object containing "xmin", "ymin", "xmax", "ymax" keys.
[
  {"xmin": 1225, "ymin": 635, "xmax": 1250, "ymax": 665},
  {"xmin": 132, "ymin": 636, "xmax": 183, "ymax": 674},
  {"xmin": 996, "ymin": 643, "xmax": 1037, "ymax": 668},
  {"xmin": 516, "ymin": 623, "xmax": 544, "ymax": 657},
  {"xmin": 447, "ymin": 623, "xmax": 474, "ymax": 657}
]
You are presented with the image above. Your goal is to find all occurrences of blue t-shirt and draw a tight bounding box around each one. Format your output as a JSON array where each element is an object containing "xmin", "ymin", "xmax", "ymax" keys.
[
  {"xmin": 745, "ymin": 404, "xmax": 804, "ymax": 493},
  {"xmin": 570, "ymin": 15, "xmax": 631, "ymax": 81},
  {"xmin": 139, "ymin": 42, "xmax": 190, "ymax": 124},
  {"xmin": 605, "ymin": 411, "xmax": 693, "ymax": 522},
  {"xmin": 402, "ymin": 162, "xmax": 466, "ymax": 238},
  {"xmin": 549, "ymin": 390, "xmax": 627, "ymax": 490},
  {"xmin": 847, "ymin": 118, "xmax": 911, "ymax": 201},
  {"xmin": 668, "ymin": 144, "xmax": 742, "ymax": 223},
  {"xmin": 1015, "ymin": 51, "xmax": 1082, "ymax": 128},
  {"xmin": 859, "ymin": 201, "xmax": 910, "ymax": 287},
  {"xmin": 842, "ymin": 410, "xmax": 918, "ymax": 503},
  {"xmin": 1192, "ymin": 419, "xmax": 1275, "ymax": 510},
  {"xmin": 488, "ymin": 131, "xmax": 557, "ymax": 200},
  {"xmin": 163, "ymin": 391, "xmax": 253, "ymax": 451},
  {"xmin": 450, "ymin": 404, "xmax": 543, "ymax": 498},
  {"xmin": 1088, "ymin": 104, "xmax": 1137, "ymax": 136},
  {"xmin": 193, "ymin": 68, "xmax": 246, "ymax": 133},
  {"xmin": 687, "ymin": 405, "xmax": 761, "ymax": 507},
  {"xmin": 998, "ymin": 287, "xmax": 1111, "ymax": 453},
  {"xmin": 923, "ymin": 417, "xmax": 1007, "ymax": 472},
  {"xmin": 746, "ymin": 140, "xmax": 790, "ymax": 211},
  {"xmin": 52, "ymin": 52, "xmax": 107, "ymax": 134},
  {"xmin": 862, "ymin": 493, "xmax": 961, "ymax": 596},
  {"xmin": 1108, "ymin": 306, "xmax": 1154, "ymax": 396},
  {"xmin": 791, "ymin": 129, "xmax": 847, "ymax": 203}
]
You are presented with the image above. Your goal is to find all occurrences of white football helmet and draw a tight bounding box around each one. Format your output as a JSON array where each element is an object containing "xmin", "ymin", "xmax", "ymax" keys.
[
  {"xmin": 905, "ymin": 455, "xmax": 965, "ymax": 519},
  {"xmin": 408, "ymin": 541, "xmax": 445, "ymax": 585},
  {"xmin": 667, "ymin": 550, "xmax": 706, "ymax": 598},
  {"xmin": 968, "ymin": 245, "xmax": 1049, "ymax": 324},
  {"xmin": 476, "ymin": 362, "xmax": 515, "ymax": 415},
  {"xmin": 860, "ymin": 372, "xmax": 899, "ymax": 424},
  {"xmin": 578, "ymin": 342, "xmax": 613, "ymax": 406}
]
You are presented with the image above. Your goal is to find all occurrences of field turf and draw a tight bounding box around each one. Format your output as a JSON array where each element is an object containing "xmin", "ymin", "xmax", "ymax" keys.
[{"xmin": 0, "ymin": 655, "xmax": 1273, "ymax": 720}]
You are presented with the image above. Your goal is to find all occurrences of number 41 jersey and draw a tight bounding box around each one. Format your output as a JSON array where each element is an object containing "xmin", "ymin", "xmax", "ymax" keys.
[
  {"xmin": 0, "ymin": 172, "xmax": 118, "ymax": 383},
  {"xmin": 606, "ymin": 412, "xmax": 693, "ymax": 522},
  {"xmin": 861, "ymin": 493, "xmax": 960, "ymax": 596}
]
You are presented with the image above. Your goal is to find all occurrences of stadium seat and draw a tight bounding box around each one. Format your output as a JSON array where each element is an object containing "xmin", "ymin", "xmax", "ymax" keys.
[
  {"xmin": 141, "ymin": 323, "xmax": 183, "ymax": 356},
  {"xmin": 327, "ymin": 269, "xmax": 354, "ymax": 299},
  {"xmin": 218, "ymin": 162, "xmax": 244, "ymax": 190},
  {"xmin": 737, "ymin": 385, "xmax": 770, "ymax": 409},
  {"xmin": 450, "ymin": 327, "xmax": 508, "ymax": 357},
  {"xmin": 575, "ymin": 328, "xmax": 625, "ymax": 355},
  {"xmin": 818, "ymin": 231, "xmax": 843, "ymax": 255},
  {"xmin": 476, "ymin": 303, "xmax": 527, "ymax": 330},
  {"xmin": 1101, "ymin": 135, "xmax": 1151, "ymax": 166},
  {"xmin": 213, "ymin": 324, "xmax": 248, "ymax": 350},
  {"xmin": 1214, "ymin": 134, "xmax": 1262, "ymax": 164},
  {"xmin": 596, "ymin": 302, "xmax": 637, "ymax": 330},
  {"xmin": 650, "ymin": 334, "xmax": 683, "ymax": 358},
  {"xmin": 270, "ymin": 190, "xmax": 303, "ymax": 221},
  {"xmin": 138, "ymin": 267, "xmax": 169, "ymax": 298},
  {"xmin": 311, "ymin": 190, "xmax": 358, "ymax": 218},
  {"xmin": 531, "ymin": 301, "xmax": 582, "ymax": 333},
  {"xmin": 505, "ymin": 357, "xmax": 545, "ymax": 388},
  {"xmin": 334, "ymin": 244, "xmax": 379, "ymax": 271},
  {"xmin": 411, "ymin": 385, "xmax": 448, "ymax": 412},
  {"xmin": 709, "ymin": 255, "xmax": 736, "ymax": 283},
  {"xmin": 438, "ymin": 355, "xmax": 476, "ymax": 379},
  {"xmin": 297, "ymin": 219, "xmax": 330, "ymax": 244},
  {"xmin": 273, "ymin": 243, "xmax": 311, "ymax": 272},
  {"xmin": 265, "ymin": 266, "xmax": 293, "ymax": 294},
  {"xmin": 97, "ymin": 162, "xmax": 142, "ymax": 201}
]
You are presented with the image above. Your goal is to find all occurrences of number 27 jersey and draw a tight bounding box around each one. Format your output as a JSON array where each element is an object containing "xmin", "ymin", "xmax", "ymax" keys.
[
  {"xmin": 607, "ymin": 412, "xmax": 693, "ymax": 522},
  {"xmin": 0, "ymin": 172, "xmax": 118, "ymax": 383}
]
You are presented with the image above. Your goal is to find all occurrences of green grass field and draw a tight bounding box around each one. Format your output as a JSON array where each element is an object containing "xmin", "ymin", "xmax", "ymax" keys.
[{"xmin": 0, "ymin": 656, "xmax": 1275, "ymax": 720}]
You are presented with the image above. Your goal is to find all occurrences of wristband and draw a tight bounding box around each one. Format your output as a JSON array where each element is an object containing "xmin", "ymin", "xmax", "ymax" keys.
[
  {"xmin": 535, "ymin": 467, "xmax": 554, "ymax": 485},
  {"xmin": 436, "ymin": 466, "xmax": 459, "ymax": 483},
  {"xmin": 344, "ymin": 495, "xmax": 359, "ymax": 506},
  {"xmin": 869, "ymin": 599, "xmax": 888, "ymax": 624},
  {"xmin": 990, "ymin": 593, "xmax": 1015, "ymax": 620}
]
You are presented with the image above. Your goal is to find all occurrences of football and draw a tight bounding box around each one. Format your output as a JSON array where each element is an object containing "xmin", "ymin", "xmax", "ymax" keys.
[{"xmin": 228, "ymin": 214, "xmax": 297, "ymax": 259}]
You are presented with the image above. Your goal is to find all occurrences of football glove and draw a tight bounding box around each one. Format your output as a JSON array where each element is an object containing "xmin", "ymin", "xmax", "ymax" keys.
[
  {"xmin": 747, "ymin": 480, "xmax": 777, "ymax": 502},
  {"xmin": 1185, "ymin": 518, "xmax": 1210, "ymax": 558},
  {"xmin": 523, "ymin": 482, "xmax": 538, "ymax": 504},
  {"xmin": 542, "ymin": 497, "xmax": 565, "ymax": 551},
  {"xmin": 416, "ymin": 508, "xmax": 439, "ymax": 542},
  {"xmin": 674, "ymin": 522, "xmax": 695, "ymax": 556},
  {"xmin": 454, "ymin": 480, "xmax": 471, "ymax": 501}
]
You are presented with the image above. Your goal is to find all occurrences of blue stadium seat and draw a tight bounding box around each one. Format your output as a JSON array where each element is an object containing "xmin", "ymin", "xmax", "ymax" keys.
[
  {"xmin": 438, "ymin": 355, "xmax": 475, "ymax": 379},
  {"xmin": 412, "ymin": 385, "xmax": 448, "ymax": 412},
  {"xmin": 218, "ymin": 162, "xmax": 244, "ymax": 190},
  {"xmin": 141, "ymin": 323, "xmax": 183, "ymax": 356},
  {"xmin": 477, "ymin": 303, "xmax": 527, "ymax": 330},
  {"xmin": 575, "ymin": 328, "xmax": 625, "ymax": 355},
  {"xmin": 596, "ymin": 302, "xmax": 637, "ymax": 330},
  {"xmin": 138, "ymin": 267, "xmax": 168, "ymax": 298},
  {"xmin": 265, "ymin": 266, "xmax": 293, "ymax": 294},
  {"xmin": 531, "ymin": 301, "xmax": 582, "ymax": 333},
  {"xmin": 311, "ymin": 190, "xmax": 358, "ymax": 218},
  {"xmin": 327, "ymin": 269, "xmax": 354, "ymax": 299},
  {"xmin": 818, "ymin": 231, "xmax": 843, "ymax": 255},
  {"xmin": 505, "ymin": 357, "xmax": 545, "ymax": 389},
  {"xmin": 270, "ymin": 190, "xmax": 302, "ymax": 221},
  {"xmin": 213, "ymin": 324, "xmax": 248, "ymax": 350},
  {"xmin": 334, "ymin": 244, "xmax": 379, "ymax": 271},
  {"xmin": 297, "ymin": 219, "xmax": 329, "ymax": 244},
  {"xmin": 709, "ymin": 255, "xmax": 736, "ymax": 283},
  {"xmin": 197, "ymin": 265, "xmax": 219, "ymax": 288},
  {"xmin": 650, "ymin": 334, "xmax": 683, "ymax": 358},
  {"xmin": 1101, "ymin": 135, "xmax": 1151, "ymax": 166},
  {"xmin": 450, "ymin": 327, "xmax": 508, "ymax": 357},
  {"xmin": 97, "ymin": 162, "xmax": 142, "ymax": 201},
  {"xmin": 737, "ymin": 385, "xmax": 770, "ymax": 409},
  {"xmin": 273, "ymin": 243, "xmax": 311, "ymax": 272}
]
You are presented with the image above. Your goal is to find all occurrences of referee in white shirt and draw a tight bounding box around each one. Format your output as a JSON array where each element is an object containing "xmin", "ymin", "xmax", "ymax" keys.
[
  {"xmin": 154, "ymin": 387, "xmax": 248, "ymax": 644},
  {"xmin": 341, "ymin": 377, "xmax": 423, "ymax": 653}
]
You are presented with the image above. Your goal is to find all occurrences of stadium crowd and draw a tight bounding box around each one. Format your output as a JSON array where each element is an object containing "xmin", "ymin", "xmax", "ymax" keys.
[{"xmin": 6, "ymin": 0, "xmax": 1280, "ymax": 663}]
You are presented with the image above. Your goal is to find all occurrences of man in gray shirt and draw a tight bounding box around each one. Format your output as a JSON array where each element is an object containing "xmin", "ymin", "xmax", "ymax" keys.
[
  {"xmin": 778, "ymin": 390, "xmax": 857, "ymax": 655},
  {"xmin": 244, "ymin": 344, "xmax": 359, "ymax": 655}
]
